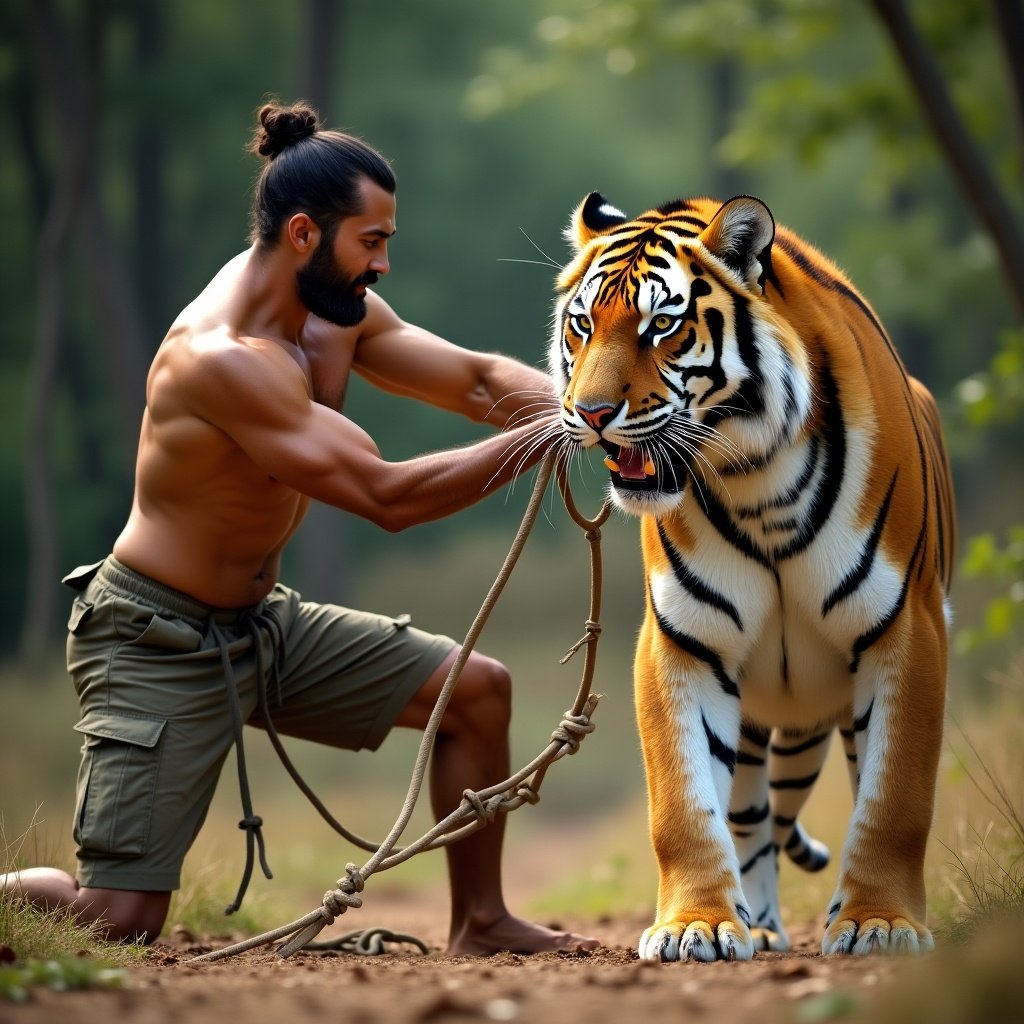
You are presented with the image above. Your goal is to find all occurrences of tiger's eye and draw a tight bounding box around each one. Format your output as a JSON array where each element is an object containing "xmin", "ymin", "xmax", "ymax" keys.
[
  {"xmin": 653, "ymin": 314, "xmax": 673, "ymax": 331},
  {"xmin": 575, "ymin": 314, "xmax": 592, "ymax": 334}
]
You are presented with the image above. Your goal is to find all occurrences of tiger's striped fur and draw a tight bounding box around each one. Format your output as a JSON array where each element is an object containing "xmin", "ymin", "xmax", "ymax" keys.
[{"xmin": 550, "ymin": 193, "xmax": 955, "ymax": 961}]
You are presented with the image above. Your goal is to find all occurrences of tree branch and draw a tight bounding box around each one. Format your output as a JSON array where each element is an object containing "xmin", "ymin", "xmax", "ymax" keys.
[
  {"xmin": 989, "ymin": 0, "xmax": 1024, "ymax": 153},
  {"xmin": 870, "ymin": 0, "xmax": 1024, "ymax": 321}
]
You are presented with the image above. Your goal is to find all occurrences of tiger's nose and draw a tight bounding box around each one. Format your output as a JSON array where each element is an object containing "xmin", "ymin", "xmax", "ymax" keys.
[{"xmin": 576, "ymin": 403, "xmax": 617, "ymax": 432}]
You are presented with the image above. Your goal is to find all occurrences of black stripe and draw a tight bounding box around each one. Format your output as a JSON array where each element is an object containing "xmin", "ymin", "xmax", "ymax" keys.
[
  {"xmin": 822, "ymin": 470, "xmax": 899, "ymax": 616},
  {"xmin": 729, "ymin": 803, "xmax": 770, "ymax": 826},
  {"xmin": 737, "ymin": 751, "xmax": 765, "ymax": 766},
  {"xmin": 735, "ymin": 435, "xmax": 820, "ymax": 516},
  {"xmin": 739, "ymin": 842, "xmax": 776, "ymax": 874},
  {"xmin": 769, "ymin": 771, "xmax": 821, "ymax": 790},
  {"xmin": 853, "ymin": 699, "xmax": 873, "ymax": 733},
  {"xmin": 773, "ymin": 814, "xmax": 796, "ymax": 827},
  {"xmin": 703, "ymin": 713, "xmax": 737, "ymax": 775},
  {"xmin": 652, "ymin": 599, "xmax": 740, "ymax": 698},
  {"xmin": 698, "ymin": 486, "xmax": 773, "ymax": 570},
  {"xmin": 849, "ymin": 521, "xmax": 927, "ymax": 672},
  {"xmin": 789, "ymin": 846, "xmax": 818, "ymax": 868},
  {"xmin": 777, "ymin": 355, "xmax": 846, "ymax": 560},
  {"xmin": 785, "ymin": 830, "xmax": 803, "ymax": 852},
  {"xmin": 657, "ymin": 522, "xmax": 743, "ymax": 630},
  {"xmin": 741, "ymin": 723, "xmax": 771, "ymax": 747},
  {"xmin": 770, "ymin": 732, "xmax": 830, "ymax": 756},
  {"xmin": 775, "ymin": 234, "xmax": 903, "ymax": 370}
]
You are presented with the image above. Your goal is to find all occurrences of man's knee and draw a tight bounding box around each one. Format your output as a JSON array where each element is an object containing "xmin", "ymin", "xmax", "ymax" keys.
[
  {"xmin": 76, "ymin": 887, "xmax": 171, "ymax": 945},
  {"xmin": 449, "ymin": 653, "xmax": 512, "ymax": 731}
]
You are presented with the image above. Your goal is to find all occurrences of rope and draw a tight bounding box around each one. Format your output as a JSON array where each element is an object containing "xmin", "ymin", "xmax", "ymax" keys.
[{"xmin": 189, "ymin": 452, "xmax": 612, "ymax": 963}]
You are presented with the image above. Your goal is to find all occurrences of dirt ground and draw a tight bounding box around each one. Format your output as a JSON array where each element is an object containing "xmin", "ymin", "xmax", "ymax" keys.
[{"xmin": 1, "ymin": 885, "xmax": 927, "ymax": 1024}]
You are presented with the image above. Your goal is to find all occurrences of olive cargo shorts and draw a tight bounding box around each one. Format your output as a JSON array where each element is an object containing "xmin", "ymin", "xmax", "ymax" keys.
[{"xmin": 63, "ymin": 557, "xmax": 455, "ymax": 891}]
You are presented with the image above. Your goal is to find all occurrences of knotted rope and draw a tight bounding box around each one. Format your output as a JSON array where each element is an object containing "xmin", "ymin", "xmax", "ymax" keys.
[{"xmin": 189, "ymin": 451, "xmax": 612, "ymax": 963}]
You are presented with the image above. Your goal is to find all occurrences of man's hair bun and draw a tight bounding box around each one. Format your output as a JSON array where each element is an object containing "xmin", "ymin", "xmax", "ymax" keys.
[{"xmin": 249, "ymin": 101, "xmax": 320, "ymax": 159}]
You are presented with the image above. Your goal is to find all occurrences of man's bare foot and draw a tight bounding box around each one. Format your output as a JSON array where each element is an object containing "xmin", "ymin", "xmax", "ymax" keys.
[{"xmin": 447, "ymin": 911, "xmax": 601, "ymax": 956}]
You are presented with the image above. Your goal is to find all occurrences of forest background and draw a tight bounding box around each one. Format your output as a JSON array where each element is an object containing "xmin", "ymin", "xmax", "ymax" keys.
[{"xmin": 1, "ymin": 0, "xmax": 1021, "ymax": 932}]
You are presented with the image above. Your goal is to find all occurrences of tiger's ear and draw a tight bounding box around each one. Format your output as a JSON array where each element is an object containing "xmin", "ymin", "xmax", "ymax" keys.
[
  {"xmin": 565, "ymin": 192, "xmax": 628, "ymax": 252},
  {"xmin": 699, "ymin": 196, "xmax": 775, "ymax": 293}
]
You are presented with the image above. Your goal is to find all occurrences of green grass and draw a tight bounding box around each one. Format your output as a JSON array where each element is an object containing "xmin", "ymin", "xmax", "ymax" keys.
[
  {"xmin": 1, "ymin": 814, "xmax": 146, "ymax": 1002},
  {"xmin": 934, "ymin": 712, "xmax": 1024, "ymax": 944}
]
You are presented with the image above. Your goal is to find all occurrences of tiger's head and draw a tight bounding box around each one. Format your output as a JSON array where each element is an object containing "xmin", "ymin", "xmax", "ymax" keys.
[{"xmin": 551, "ymin": 192, "xmax": 811, "ymax": 517}]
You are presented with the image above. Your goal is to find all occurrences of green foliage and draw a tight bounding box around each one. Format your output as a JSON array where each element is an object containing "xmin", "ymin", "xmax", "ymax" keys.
[
  {"xmin": 0, "ymin": 956, "xmax": 129, "ymax": 1004},
  {"xmin": 957, "ymin": 329, "xmax": 1024, "ymax": 429},
  {"xmin": 956, "ymin": 527, "xmax": 1024, "ymax": 651},
  {"xmin": 955, "ymin": 329, "xmax": 1024, "ymax": 653}
]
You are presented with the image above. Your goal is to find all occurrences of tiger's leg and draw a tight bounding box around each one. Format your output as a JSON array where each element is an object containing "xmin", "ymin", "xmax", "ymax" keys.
[
  {"xmin": 636, "ymin": 618, "xmax": 753, "ymax": 963},
  {"xmin": 770, "ymin": 727, "xmax": 832, "ymax": 875},
  {"xmin": 823, "ymin": 619, "xmax": 945, "ymax": 955},
  {"xmin": 839, "ymin": 719, "xmax": 859, "ymax": 800},
  {"xmin": 728, "ymin": 723, "xmax": 788, "ymax": 951}
]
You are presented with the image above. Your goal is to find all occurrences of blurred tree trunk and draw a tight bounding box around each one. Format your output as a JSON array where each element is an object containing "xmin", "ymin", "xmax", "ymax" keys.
[
  {"xmin": 79, "ymin": 192, "xmax": 150, "ymax": 439},
  {"xmin": 133, "ymin": 0, "xmax": 167, "ymax": 344},
  {"xmin": 295, "ymin": 0, "xmax": 352, "ymax": 604},
  {"xmin": 989, "ymin": 0, "xmax": 1024, "ymax": 152},
  {"xmin": 710, "ymin": 56, "xmax": 742, "ymax": 201},
  {"xmin": 870, "ymin": 0, "xmax": 1024, "ymax": 321},
  {"xmin": 21, "ymin": 0, "xmax": 101, "ymax": 661}
]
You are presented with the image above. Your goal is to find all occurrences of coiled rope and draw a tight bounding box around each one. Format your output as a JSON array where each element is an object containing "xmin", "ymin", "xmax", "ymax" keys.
[{"xmin": 189, "ymin": 451, "xmax": 612, "ymax": 963}]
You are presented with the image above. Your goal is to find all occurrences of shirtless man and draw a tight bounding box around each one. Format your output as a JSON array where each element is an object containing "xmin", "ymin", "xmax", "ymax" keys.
[{"xmin": 2, "ymin": 102, "xmax": 597, "ymax": 956}]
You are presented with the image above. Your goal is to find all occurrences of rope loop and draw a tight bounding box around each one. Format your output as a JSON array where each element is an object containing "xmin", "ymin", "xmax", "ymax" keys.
[
  {"xmin": 515, "ymin": 782, "xmax": 540, "ymax": 805},
  {"xmin": 550, "ymin": 709, "xmax": 597, "ymax": 753},
  {"xmin": 461, "ymin": 789, "xmax": 500, "ymax": 824}
]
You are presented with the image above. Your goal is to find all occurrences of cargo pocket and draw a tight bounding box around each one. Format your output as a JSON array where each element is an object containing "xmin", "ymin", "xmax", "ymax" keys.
[
  {"xmin": 125, "ymin": 613, "xmax": 203, "ymax": 653},
  {"xmin": 67, "ymin": 597, "xmax": 93, "ymax": 634},
  {"xmin": 73, "ymin": 711, "xmax": 167, "ymax": 858}
]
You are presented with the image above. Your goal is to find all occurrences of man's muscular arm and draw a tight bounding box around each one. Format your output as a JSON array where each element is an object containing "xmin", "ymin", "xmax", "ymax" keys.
[
  {"xmin": 183, "ymin": 333, "xmax": 558, "ymax": 532},
  {"xmin": 351, "ymin": 294, "xmax": 557, "ymax": 429}
]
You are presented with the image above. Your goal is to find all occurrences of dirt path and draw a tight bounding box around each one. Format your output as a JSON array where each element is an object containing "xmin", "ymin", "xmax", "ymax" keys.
[{"xmin": 1, "ymin": 889, "xmax": 917, "ymax": 1024}]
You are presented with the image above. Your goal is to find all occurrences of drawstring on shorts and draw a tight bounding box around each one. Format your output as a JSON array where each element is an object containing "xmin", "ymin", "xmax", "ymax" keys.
[{"xmin": 210, "ymin": 608, "xmax": 285, "ymax": 915}]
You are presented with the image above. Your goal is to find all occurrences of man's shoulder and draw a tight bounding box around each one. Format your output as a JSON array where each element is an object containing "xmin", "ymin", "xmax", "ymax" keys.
[{"xmin": 150, "ymin": 329, "xmax": 306, "ymax": 423}]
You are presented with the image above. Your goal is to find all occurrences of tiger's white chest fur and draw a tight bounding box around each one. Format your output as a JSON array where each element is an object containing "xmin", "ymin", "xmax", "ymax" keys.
[{"xmin": 648, "ymin": 424, "xmax": 903, "ymax": 729}]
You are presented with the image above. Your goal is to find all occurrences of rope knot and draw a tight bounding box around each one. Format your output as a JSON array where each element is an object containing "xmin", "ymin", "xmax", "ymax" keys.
[
  {"xmin": 337, "ymin": 863, "xmax": 365, "ymax": 894},
  {"xmin": 462, "ymin": 789, "xmax": 499, "ymax": 824},
  {"xmin": 550, "ymin": 709, "xmax": 597, "ymax": 754},
  {"xmin": 515, "ymin": 782, "xmax": 540, "ymax": 805},
  {"xmin": 321, "ymin": 885, "xmax": 363, "ymax": 922},
  {"xmin": 238, "ymin": 815, "xmax": 263, "ymax": 830},
  {"xmin": 560, "ymin": 619, "xmax": 603, "ymax": 664}
]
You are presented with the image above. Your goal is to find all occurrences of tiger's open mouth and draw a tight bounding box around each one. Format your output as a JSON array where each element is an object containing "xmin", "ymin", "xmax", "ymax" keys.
[{"xmin": 598, "ymin": 440, "xmax": 660, "ymax": 490}]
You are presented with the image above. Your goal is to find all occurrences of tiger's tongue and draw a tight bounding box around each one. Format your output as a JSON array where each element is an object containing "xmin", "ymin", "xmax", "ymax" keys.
[{"xmin": 617, "ymin": 446, "xmax": 648, "ymax": 480}]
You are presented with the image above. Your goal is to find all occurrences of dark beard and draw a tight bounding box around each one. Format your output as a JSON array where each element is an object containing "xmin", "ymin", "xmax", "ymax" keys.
[{"xmin": 296, "ymin": 237, "xmax": 378, "ymax": 327}]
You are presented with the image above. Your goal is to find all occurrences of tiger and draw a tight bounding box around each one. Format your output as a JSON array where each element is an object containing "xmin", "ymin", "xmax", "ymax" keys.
[{"xmin": 549, "ymin": 191, "xmax": 955, "ymax": 961}]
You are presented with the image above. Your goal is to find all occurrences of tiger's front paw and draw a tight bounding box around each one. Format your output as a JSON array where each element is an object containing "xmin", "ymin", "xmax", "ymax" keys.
[
  {"xmin": 822, "ymin": 913, "xmax": 933, "ymax": 956},
  {"xmin": 750, "ymin": 925, "xmax": 790, "ymax": 952},
  {"xmin": 640, "ymin": 916, "xmax": 755, "ymax": 962}
]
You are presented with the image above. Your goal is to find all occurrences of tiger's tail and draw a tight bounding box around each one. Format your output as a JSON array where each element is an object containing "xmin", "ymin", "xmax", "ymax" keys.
[{"xmin": 779, "ymin": 820, "xmax": 830, "ymax": 872}]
